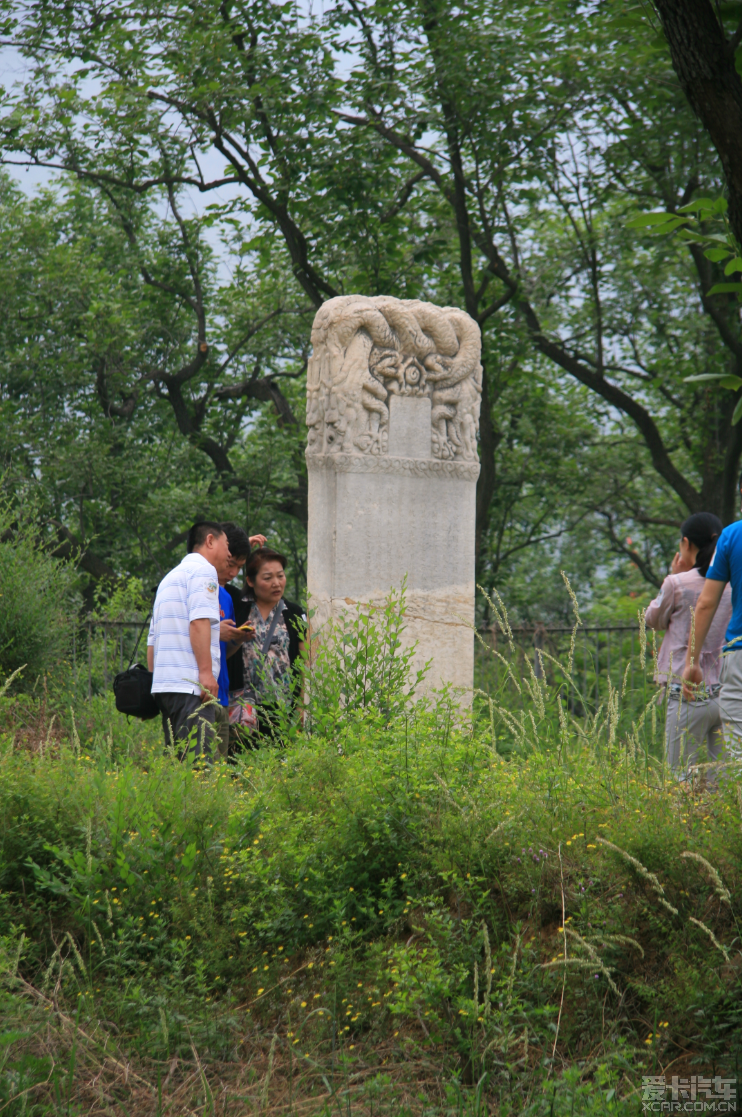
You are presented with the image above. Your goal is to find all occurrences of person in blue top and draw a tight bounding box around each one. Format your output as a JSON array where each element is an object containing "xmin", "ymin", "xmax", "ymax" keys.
[
  {"xmin": 214, "ymin": 522, "xmax": 266, "ymax": 758},
  {"xmin": 683, "ymin": 471, "xmax": 742, "ymax": 761}
]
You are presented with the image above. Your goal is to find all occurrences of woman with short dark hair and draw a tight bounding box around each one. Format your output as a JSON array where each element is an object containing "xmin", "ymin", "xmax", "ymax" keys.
[
  {"xmin": 646, "ymin": 512, "xmax": 732, "ymax": 776},
  {"xmin": 227, "ymin": 547, "xmax": 305, "ymax": 746}
]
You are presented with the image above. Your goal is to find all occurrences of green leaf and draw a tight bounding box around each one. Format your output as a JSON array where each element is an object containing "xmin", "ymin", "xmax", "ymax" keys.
[
  {"xmin": 683, "ymin": 374, "xmax": 729, "ymax": 383},
  {"xmin": 647, "ymin": 217, "xmax": 689, "ymax": 233},
  {"xmin": 734, "ymin": 395, "xmax": 742, "ymax": 425},
  {"xmin": 707, "ymin": 283, "xmax": 742, "ymax": 296},
  {"xmin": 625, "ymin": 212, "xmax": 676, "ymax": 228},
  {"xmin": 724, "ymin": 257, "xmax": 742, "ymax": 275},
  {"xmin": 721, "ymin": 376, "xmax": 742, "ymax": 390},
  {"xmin": 678, "ymin": 196, "xmax": 727, "ymax": 215},
  {"xmin": 704, "ymin": 248, "xmax": 731, "ymax": 262},
  {"xmin": 674, "ymin": 231, "xmax": 705, "ymax": 246},
  {"xmin": 703, "ymin": 234, "xmax": 738, "ymax": 247}
]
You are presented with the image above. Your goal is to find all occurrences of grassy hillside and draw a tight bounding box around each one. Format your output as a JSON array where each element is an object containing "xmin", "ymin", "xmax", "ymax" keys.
[{"xmin": 1, "ymin": 660, "xmax": 740, "ymax": 1115}]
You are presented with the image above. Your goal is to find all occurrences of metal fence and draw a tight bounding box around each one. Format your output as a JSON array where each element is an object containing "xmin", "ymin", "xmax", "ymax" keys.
[
  {"xmin": 77, "ymin": 617, "xmax": 655, "ymax": 715},
  {"xmin": 474, "ymin": 624, "xmax": 655, "ymax": 713}
]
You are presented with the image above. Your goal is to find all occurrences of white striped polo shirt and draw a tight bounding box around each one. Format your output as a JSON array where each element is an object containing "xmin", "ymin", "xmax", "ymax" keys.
[{"xmin": 148, "ymin": 552, "xmax": 221, "ymax": 695}]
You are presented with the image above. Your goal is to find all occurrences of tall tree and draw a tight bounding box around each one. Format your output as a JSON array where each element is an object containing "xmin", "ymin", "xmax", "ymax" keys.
[
  {"xmin": 335, "ymin": 0, "xmax": 742, "ymax": 525},
  {"xmin": 0, "ymin": 0, "xmax": 585, "ymax": 568},
  {"xmin": 2, "ymin": 0, "xmax": 738, "ymax": 592},
  {"xmin": 0, "ymin": 174, "xmax": 311, "ymax": 578},
  {"xmin": 652, "ymin": 0, "xmax": 742, "ymax": 250}
]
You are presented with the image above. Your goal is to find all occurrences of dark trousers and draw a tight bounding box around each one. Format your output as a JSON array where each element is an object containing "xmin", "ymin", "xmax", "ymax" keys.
[{"xmin": 156, "ymin": 692, "xmax": 217, "ymax": 760}]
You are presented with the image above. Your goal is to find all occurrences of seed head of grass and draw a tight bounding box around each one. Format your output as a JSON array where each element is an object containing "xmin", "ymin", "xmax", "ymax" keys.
[
  {"xmin": 477, "ymin": 584, "xmax": 514, "ymax": 653},
  {"xmin": 588, "ymin": 932, "xmax": 644, "ymax": 958},
  {"xmin": 482, "ymin": 922, "xmax": 493, "ymax": 1015},
  {"xmin": 688, "ymin": 916, "xmax": 730, "ymax": 961},
  {"xmin": 564, "ymin": 928, "xmax": 620, "ymax": 995},
  {"xmin": 597, "ymin": 838, "xmax": 678, "ymax": 916},
  {"xmin": 638, "ymin": 608, "xmax": 647, "ymax": 670},
  {"xmin": 680, "ymin": 852, "xmax": 732, "ymax": 906},
  {"xmin": 560, "ymin": 571, "xmax": 581, "ymax": 676}
]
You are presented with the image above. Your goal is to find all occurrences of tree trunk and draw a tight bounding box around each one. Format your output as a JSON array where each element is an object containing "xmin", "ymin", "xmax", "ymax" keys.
[
  {"xmin": 720, "ymin": 413, "xmax": 742, "ymax": 523},
  {"xmin": 653, "ymin": 0, "xmax": 742, "ymax": 249},
  {"xmin": 475, "ymin": 364, "xmax": 498, "ymax": 562}
]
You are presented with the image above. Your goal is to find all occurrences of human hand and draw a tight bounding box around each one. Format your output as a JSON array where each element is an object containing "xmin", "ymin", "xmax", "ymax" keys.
[
  {"xmin": 250, "ymin": 534, "xmax": 267, "ymax": 548},
  {"xmin": 671, "ymin": 551, "xmax": 693, "ymax": 574},
  {"xmin": 681, "ymin": 662, "xmax": 703, "ymax": 702},
  {"xmin": 220, "ymin": 619, "xmax": 240, "ymax": 642},
  {"xmin": 223, "ymin": 620, "xmax": 255, "ymax": 646},
  {"xmin": 198, "ymin": 669, "xmax": 218, "ymax": 703},
  {"xmin": 221, "ymin": 619, "xmax": 254, "ymax": 644}
]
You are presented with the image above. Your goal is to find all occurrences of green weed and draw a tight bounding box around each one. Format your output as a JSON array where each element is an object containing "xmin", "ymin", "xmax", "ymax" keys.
[{"xmin": 0, "ymin": 589, "xmax": 739, "ymax": 1113}]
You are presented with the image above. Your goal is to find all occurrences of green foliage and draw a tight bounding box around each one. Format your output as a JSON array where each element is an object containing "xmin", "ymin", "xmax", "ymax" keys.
[
  {"xmin": 2, "ymin": 0, "xmax": 741, "ymax": 606},
  {"xmin": 0, "ymin": 590, "xmax": 739, "ymax": 1111},
  {"xmin": 626, "ymin": 194, "xmax": 742, "ymax": 424},
  {"xmin": 0, "ymin": 498, "xmax": 79, "ymax": 688},
  {"xmin": 0, "ymin": 708, "xmax": 739, "ymax": 1109},
  {"xmin": 304, "ymin": 581, "xmax": 430, "ymax": 735},
  {"xmin": 92, "ymin": 576, "xmax": 150, "ymax": 621}
]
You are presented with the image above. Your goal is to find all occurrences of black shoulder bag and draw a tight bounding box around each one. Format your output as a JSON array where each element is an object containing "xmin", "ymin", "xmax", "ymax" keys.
[{"xmin": 113, "ymin": 614, "xmax": 160, "ymax": 720}]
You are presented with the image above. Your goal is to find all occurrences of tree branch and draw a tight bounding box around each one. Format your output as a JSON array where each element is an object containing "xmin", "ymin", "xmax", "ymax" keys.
[
  {"xmin": 380, "ymin": 171, "xmax": 426, "ymax": 222},
  {"xmin": 48, "ymin": 523, "xmax": 117, "ymax": 581},
  {"xmin": 599, "ymin": 511, "xmax": 662, "ymax": 587}
]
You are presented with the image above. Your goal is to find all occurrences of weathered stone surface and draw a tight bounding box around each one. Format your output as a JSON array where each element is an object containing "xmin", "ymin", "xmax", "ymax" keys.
[{"xmin": 306, "ymin": 295, "xmax": 481, "ymax": 696}]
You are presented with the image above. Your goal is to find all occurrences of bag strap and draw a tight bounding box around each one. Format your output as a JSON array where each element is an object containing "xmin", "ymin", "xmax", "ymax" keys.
[
  {"xmin": 260, "ymin": 599, "xmax": 285, "ymax": 656},
  {"xmin": 128, "ymin": 610, "xmax": 153, "ymax": 669}
]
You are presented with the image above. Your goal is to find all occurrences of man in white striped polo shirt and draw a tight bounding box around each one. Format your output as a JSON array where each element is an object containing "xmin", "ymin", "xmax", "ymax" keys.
[{"xmin": 147, "ymin": 521, "xmax": 232, "ymax": 760}]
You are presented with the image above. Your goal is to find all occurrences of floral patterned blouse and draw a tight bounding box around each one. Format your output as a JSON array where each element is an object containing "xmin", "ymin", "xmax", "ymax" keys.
[{"xmin": 241, "ymin": 601, "xmax": 292, "ymax": 704}]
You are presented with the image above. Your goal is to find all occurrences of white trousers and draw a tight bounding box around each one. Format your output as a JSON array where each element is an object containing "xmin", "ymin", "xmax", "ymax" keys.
[
  {"xmin": 719, "ymin": 651, "xmax": 742, "ymax": 760},
  {"xmin": 665, "ymin": 694, "xmax": 723, "ymax": 772}
]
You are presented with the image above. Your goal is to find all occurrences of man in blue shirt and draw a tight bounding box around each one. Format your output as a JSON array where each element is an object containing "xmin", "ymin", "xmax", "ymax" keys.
[
  {"xmin": 215, "ymin": 522, "xmax": 266, "ymax": 758},
  {"xmin": 683, "ymin": 474, "xmax": 742, "ymax": 757}
]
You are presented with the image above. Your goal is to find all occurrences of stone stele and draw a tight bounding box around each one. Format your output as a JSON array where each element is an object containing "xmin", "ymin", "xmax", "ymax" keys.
[{"xmin": 306, "ymin": 294, "xmax": 482, "ymax": 697}]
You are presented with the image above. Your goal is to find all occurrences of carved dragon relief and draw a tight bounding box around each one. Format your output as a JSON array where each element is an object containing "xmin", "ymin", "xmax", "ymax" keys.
[{"xmin": 306, "ymin": 296, "xmax": 482, "ymax": 462}]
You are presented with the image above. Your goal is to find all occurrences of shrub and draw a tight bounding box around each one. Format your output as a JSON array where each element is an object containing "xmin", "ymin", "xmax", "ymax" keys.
[
  {"xmin": 0, "ymin": 587, "xmax": 739, "ymax": 1114},
  {"xmin": 302, "ymin": 580, "xmax": 430, "ymax": 737},
  {"xmin": 0, "ymin": 499, "xmax": 80, "ymax": 688}
]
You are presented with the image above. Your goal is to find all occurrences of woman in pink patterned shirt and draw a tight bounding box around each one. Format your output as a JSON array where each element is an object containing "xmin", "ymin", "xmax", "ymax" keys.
[{"xmin": 646, "ymin": 513, "xmax": 732, "ymax": 776}]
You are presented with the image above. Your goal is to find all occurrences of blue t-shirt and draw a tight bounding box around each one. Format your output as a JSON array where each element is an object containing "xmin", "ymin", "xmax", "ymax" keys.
[
  {"xmin": 706, "ymin": 520, "xmax": 742, "ymax": 650},
  {"xmin": 217, "ymin": 586, "xmax": 235, "ymax": 706}
]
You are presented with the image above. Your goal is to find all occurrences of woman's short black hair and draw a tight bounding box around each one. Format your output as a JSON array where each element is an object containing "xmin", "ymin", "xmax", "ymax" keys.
[
  {"xmin": 244, "ymin": 547, "xmax": 287, "ymax": 597},
  {"xmin": 680, "ymin": 512, "xmax": 723, "ymax": 577}
]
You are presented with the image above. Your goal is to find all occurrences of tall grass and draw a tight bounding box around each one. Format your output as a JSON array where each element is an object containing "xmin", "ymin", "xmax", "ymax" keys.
[{"xmin": 0, "ymin": 587, "xmax": 740, "ymax": 1115}]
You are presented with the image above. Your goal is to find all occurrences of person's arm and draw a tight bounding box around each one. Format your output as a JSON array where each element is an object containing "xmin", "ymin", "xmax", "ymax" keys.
[
  {"xmin": 645, "ymin": 576, "xmax": 674, "ymax": 631},
  {"xmin": 249, "ymin": 534, "xmax": 267, "ymax": 548},
  {"xmin": 220, "ymin": 617, "xmax": 255, "ymax": 655},
  {"xmin": 190, "ymin": 618, "xmax": 218, "ymax": 701},
  {"xmin": 146, "ymin": 614, "xmax": 155, "ymax": 673},
  {"xmin": 220, "ymin": 618, "xmax": 249, "ymax": 643},
  {"xmin": 681, "ymin": 579, "xmax": 727, "ymax": 697}
]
